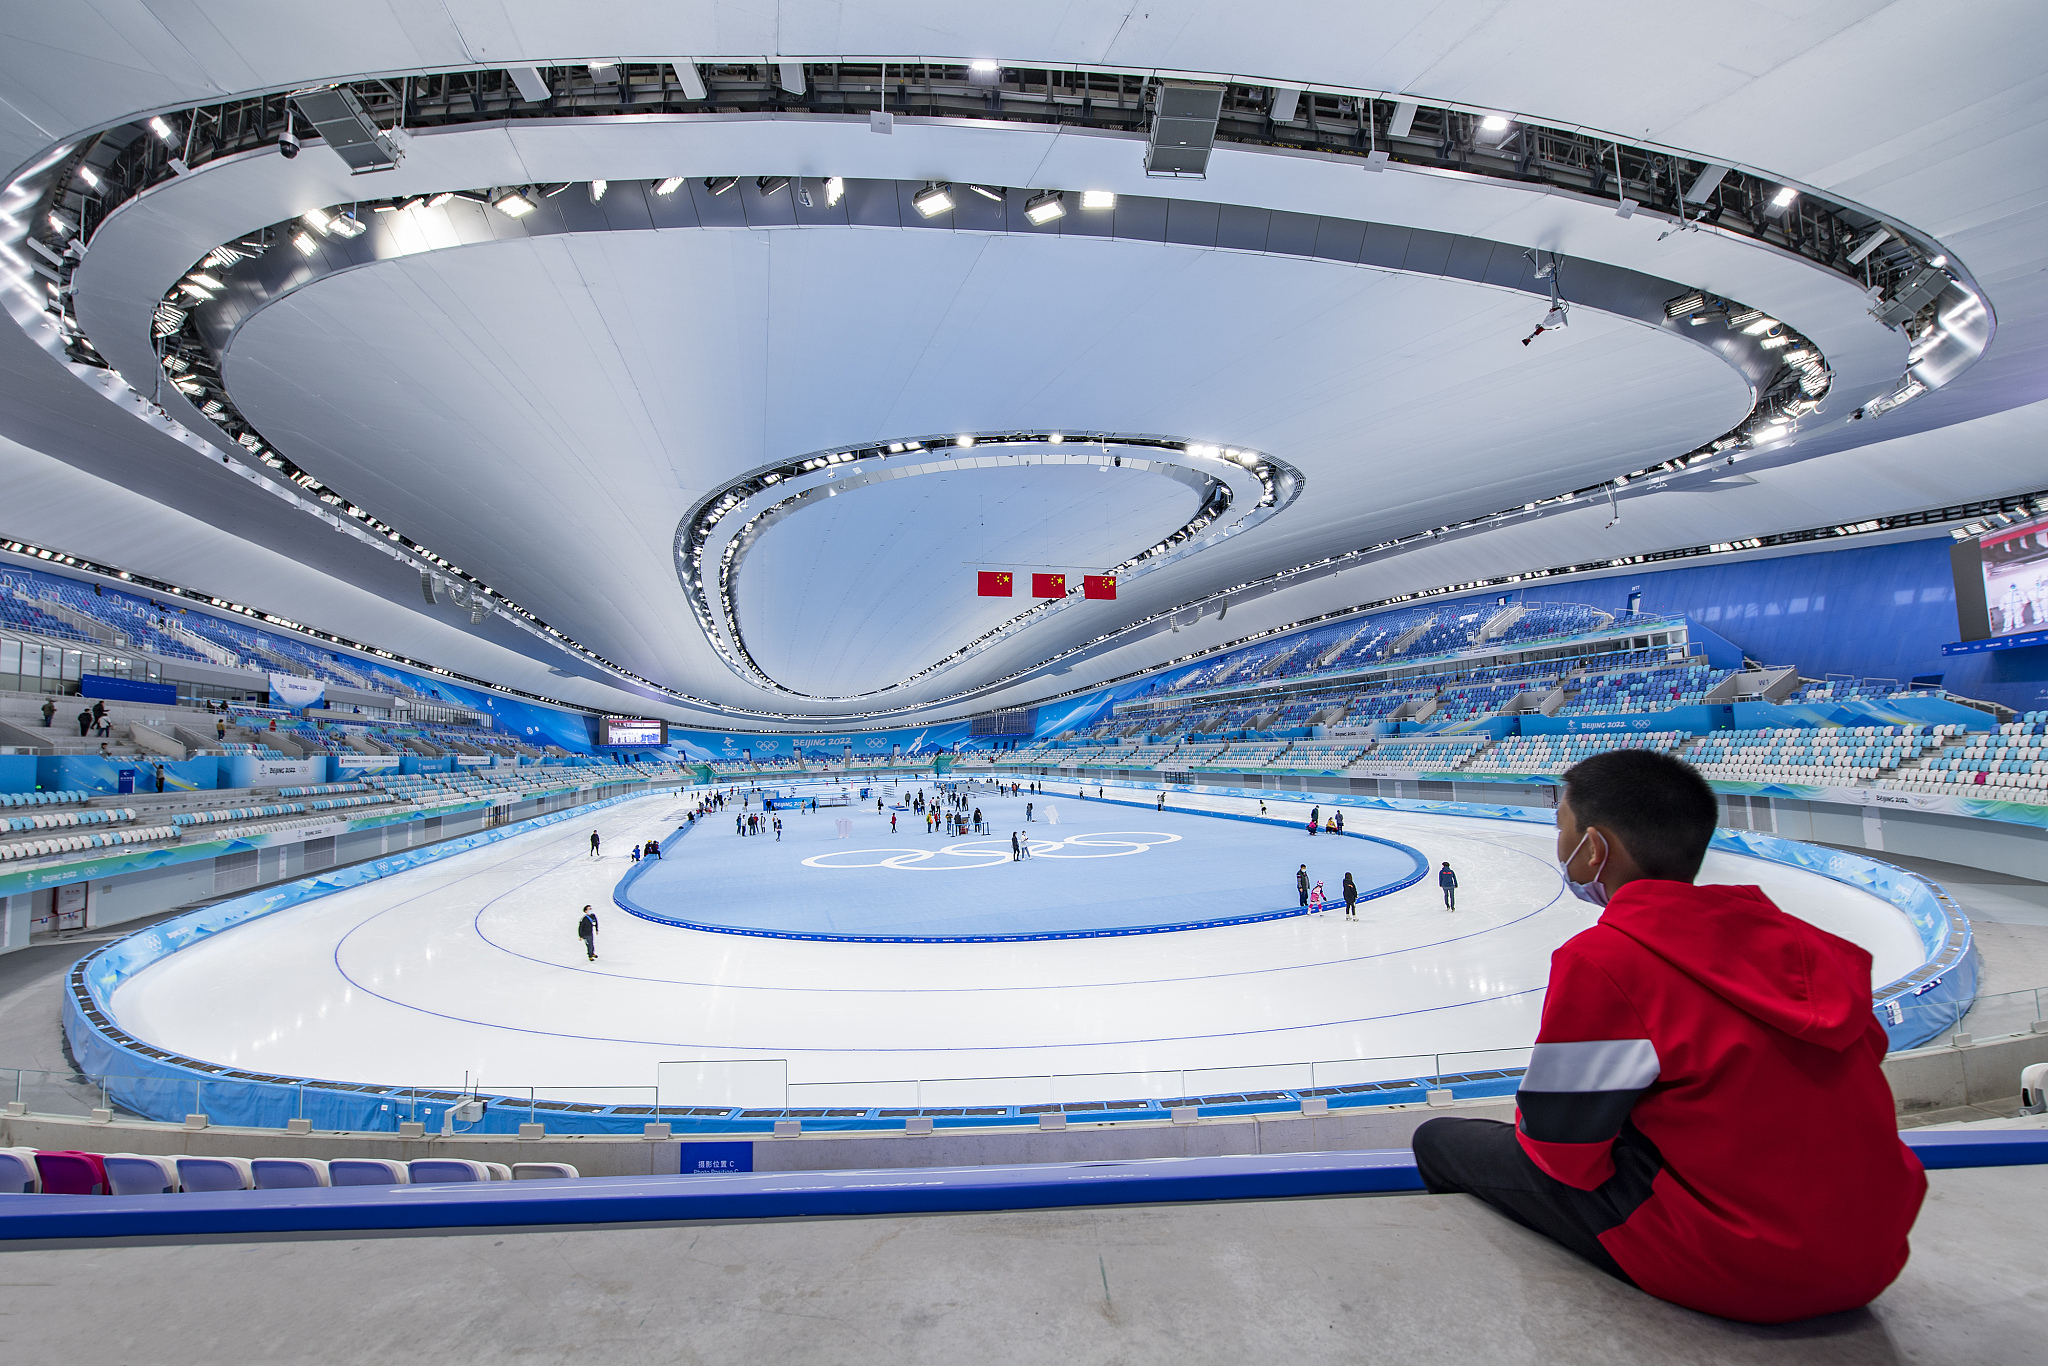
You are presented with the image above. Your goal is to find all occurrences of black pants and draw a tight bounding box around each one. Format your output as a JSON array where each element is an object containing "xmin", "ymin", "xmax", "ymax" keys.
[
  {"xmin": 1412, "ymin": 1117, "xmax": 1652, "ymax": 1284},
  {"xmin": 1442, "ymin": 885, "xmax": 1456, "ymax": 908},
  {"xmin": 579, "ymin": 935, "xmax": 596, "ymax": 960},
  {"xmin": 1298, "ymin": 887, "xmax": 1308, "ymax": 906}
]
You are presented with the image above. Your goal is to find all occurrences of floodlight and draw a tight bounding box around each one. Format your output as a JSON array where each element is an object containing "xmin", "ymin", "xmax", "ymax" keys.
[
  {"xmin": 329, "ymin": 213, "xmax": 366, "ymax": 238},
  {"xmin": 704, "ymin": 176, "xmax": 738, "ymax": 195},
  {"xmin": 300, "ymin": 208, "xmax": 333, "ymax": 234},
  {"xmin": 1048, "ymin": 433, "xmax": 1064, "ymax": 443},
  {"xmin": 1771, "ymin": 186, "xmax": 1798, "ymax": 208},
  {"xmin": 1080, "ymin": 189, "xmax": 1116, "ymax": 209},
  {"xmin": 1024, "ymin": 189, "xmax": 1065, "ymax": 224},
  {"xmin": 1742, "ymin": 316, "xmax": 1777, "ymax": 335},
  {"xmin": 587, "ymin": 62, "xmax": 618, "ymax": 83},
  {"xmin": 1479, "ymin": 114, "xmax": 1509, "ymax": 131},
  {"xmin": 956, "ymin": 435, "xmax": 975, "ymax": 448},
  {"xmin": 292, "ymin": 231, "xmax": 318, "ymax": 255},
  {"xmin": 968, "ymin": 184, "xmax": 1003, "ymax": 201},
  {"xmin": 186, "ymin": 273, "xmax": 223, "ymax": 290},
  {"xmin": 1664, "ymin": 292, "xmax": 1705, "ymax": 320},
  {"xmin": 1929, "ymin": 254, "xmax": 1947, "ymax": 268},
  {"xmin": 757, "ymin": 175, "xmax": 790, "ymax": 196},
  {"xmin": 150, "ymin": 116, "xmax": 176, "ymax": 143},
  {"xmin": 491, "ymin": 188, "xmax": 535, "ymax": 217},
  {"xmin": 825, "ymin": 176, "xmax": 845, "ymax": 206},
  {"xmin": 47, "ymin": 211, "xmax": 75, "ymax": 236},
  {"xmin": 77, "ymin": 166, "xmax": 98, "ymax": 189},
  {"xmin": 914, "ymin": 182, "xmax": 954, "ymax": 217},
  {"xmin": 654, "ymin": 176, "xmax": 684, "ymax": 195},
  {"xmin": 969, "ymin": 60, "xmax": 999, "ymax": 73},
  {"xmin": 426, "ymin": 191, "xmax": 454, "ymax": 207},
  {"xmin": 589, "ymin": 179, "xmax": 608, "ymax": 203}
]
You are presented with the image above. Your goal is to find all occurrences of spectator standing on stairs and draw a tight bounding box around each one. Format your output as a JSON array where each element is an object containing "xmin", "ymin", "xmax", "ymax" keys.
[
  {"xmin": 40, "ymin": 697, "xmax": 55, "ymax": 727},
  {"xmin": 76, "ymin": 706, "xmax": 92, "ymax": 738}
]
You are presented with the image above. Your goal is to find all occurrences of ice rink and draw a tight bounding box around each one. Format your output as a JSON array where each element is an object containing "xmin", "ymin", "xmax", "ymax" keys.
[{"xmin": 103, "ymin": 783, "xmax": 1930, "ymax": 1108}]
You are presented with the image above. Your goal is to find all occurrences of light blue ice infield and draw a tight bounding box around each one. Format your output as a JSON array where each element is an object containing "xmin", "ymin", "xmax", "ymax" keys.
[{"xmin": 615, "ymin": 790, "xmax": 1428, "ymax": 942}]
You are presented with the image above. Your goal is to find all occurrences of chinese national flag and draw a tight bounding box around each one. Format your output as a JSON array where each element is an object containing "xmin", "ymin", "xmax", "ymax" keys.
[
  {"xmin": 977, "ymin": 571, "xmax": 1013, "ymax": 597},
  {"xmin": 1031, "ymin": 573, "xmax": 1066, "ymax": 598},
  {"xmin": 1083, "ymin": 574, "xmax": 1117, "ymax": 600}
]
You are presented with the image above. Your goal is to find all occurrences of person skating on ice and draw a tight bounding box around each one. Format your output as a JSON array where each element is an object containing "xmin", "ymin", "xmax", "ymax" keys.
[
  {"xmin": 1309, "ymin": 881, "xmax": 1326, "ymax": 915},
  {"xmin": 1439, "ymin": 861, "xmax": 1458, "ymax": 910}
]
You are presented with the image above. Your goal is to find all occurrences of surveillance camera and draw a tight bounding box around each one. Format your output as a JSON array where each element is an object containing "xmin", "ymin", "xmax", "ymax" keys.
[{"xmin": 279, "ymin": 129, "xmax": 299, "ymax": 159}]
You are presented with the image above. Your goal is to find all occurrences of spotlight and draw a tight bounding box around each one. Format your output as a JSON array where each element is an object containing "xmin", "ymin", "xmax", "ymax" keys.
[
  {"xmin": 756, "ymin": 175, "xmax": 790, "ymax": 196},
  {"xmin": 426, "ymin": 191, "xmax": 454, "ymax": 207},
  {"xmin": 655, "ymin": 176, "xmax": 684, "ymax": 195},
  {"xmin": 956, "ymin": 434, "xmax": 975, "ymax": 448},
  {"xmin": 1771, "ymin": 186, "xmax": 1798, "ymax": 208},
  {"xmin": 1664, "ymin": 291, "xmax": 1706, "ymax": 320},
  {"xmin": 1479, "ymin": 114, "xmax": 1509, "ymax": 131},
  {"xmin": 589, "ymin": 179, "xmax": 608, "ymax": 203},
  {"xmin": 491, "ymin": 187, "xmax": 536, "ymax": 217},
  {"xmin": 968, "ymin": 184, "xmax": 1003, "ymax": 201},
  {"xmin": 292, "ymin": 231, "xmax": 318, "ymax": 255},
  {"xmin": 329, "ymin": 213, "xmax": 366, "ymax": 238},
  {"xmin": 704, "ymin": 176, "xmax": 738, "ymax": 195},
  {"xmin": 47, "ymin": 211, "xmax": 75, "ymax": 237},
  {"xmin": 149, "ymin": 116, "xmax": 176, "ymax": 143},
  {"xmin": 77, "ymin": 165, "xmax": 99, "ymax": 189},
  {"xmin": 300, "ymin": 208, "xmax": 333, "ymax": 234},
  {"xmin": 914, "ymin": 182, "xmax": 954, "ymax": 217},
  {"xmin": 1080, "ymin": 189, "xmax": 1116, "ymax": 210},
  {"xmin": 825, "ymin": 176, "xmax": 845, "ymax": 206},
  {"xmin": 969, "ymin": 60, "xmax": 999, "ymax": 73},
  {"xmin": 1048, "ymin": 433, "xmax": 1063, "ymax": 443},
  {"xmin": 1024, "ymin": 189, "xmax": 1065, "ymax": 224}
]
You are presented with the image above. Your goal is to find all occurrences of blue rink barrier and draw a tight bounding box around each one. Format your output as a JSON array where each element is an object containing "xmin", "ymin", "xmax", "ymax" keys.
[{"xmin": 2, "ymin": 1132, "xmax": 2041, "ymax": 1243}]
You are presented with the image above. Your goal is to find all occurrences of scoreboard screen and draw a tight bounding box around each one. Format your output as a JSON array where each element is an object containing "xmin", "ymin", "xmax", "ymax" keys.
[{"xmin": 601, "ymin": 716, "xmax": 667, "ymax": 747}]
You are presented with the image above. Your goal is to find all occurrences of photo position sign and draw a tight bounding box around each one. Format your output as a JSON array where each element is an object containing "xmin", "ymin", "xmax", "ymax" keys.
[{"xmin": 802, "ymin": 831, "xmax": 1181, "ymax": 870}]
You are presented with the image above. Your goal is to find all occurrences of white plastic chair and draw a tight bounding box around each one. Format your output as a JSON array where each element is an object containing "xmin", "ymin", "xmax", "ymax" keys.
[
  {"xmin": 0, "ymin": 1147, "xmax": 39, "ymax": 1194},
  {"xmin": 251, "ymin": 1157, "xmax": 331, "ymax": 1189},
  {"xmin": 511, "ymin": 1162, "xmax": 580, "ymax": 1180},
  {"xmin": 175, "ymin": 1155, "xmax": 254, "ymax": 1192},
  {"xmin": 102, "ymin": 1153, "xmax": 180, "ymax": 1195},
  {"xmin": 328, "ymin": 1158, "xmax": 409, "ymax": 1187}
]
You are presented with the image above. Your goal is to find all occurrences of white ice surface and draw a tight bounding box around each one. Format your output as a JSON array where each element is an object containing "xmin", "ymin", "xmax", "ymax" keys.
[{"xmin": 106, "ymin": 784, "xmax": 1928, "ymax": 1108}]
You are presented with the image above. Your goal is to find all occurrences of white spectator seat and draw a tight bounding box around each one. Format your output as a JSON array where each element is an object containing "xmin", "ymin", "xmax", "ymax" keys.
[
  {"xmin": 407, "ymin": 1158, "xmax": 493, "ymax": 1184},
  {"xmin": 175, "ymin": 1155, "xmax": 254, "ymax": 1192},
  {"xmin": 0, "ymin": 1147, "xmax": 40, "ymax": 1194},
  {"xmin": 511, "ymin": 1162, "xmax": 580, "ymax": 1180},
  {"xmin": 251, "ymin": 1157, "xmax": 331, "ymax": 1189},
  {"xmin": 483, "ymin": 1162, "xmax": 512, "ymax": 1181},
  {"xmin": 102, "ymin": 1153, "xmax": 180, "ymax": 1195},
  {"xmin": 328, "ymin": 1158, "xmax": 409, "ymax": 1187}
]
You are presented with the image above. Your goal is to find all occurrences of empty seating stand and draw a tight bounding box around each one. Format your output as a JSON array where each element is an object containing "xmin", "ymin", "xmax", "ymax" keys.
[{"xmin": 0, "ymin": 1147, "xmax": 578, "ymax": 1198}]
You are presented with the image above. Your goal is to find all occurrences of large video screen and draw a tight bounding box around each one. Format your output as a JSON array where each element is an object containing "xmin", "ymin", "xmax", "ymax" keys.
[
  {"xmin": 601, "ymin": 716, "xmax": 667, "ymax": 747},
  {"xmin": 1965, "ymin": 514, "xmax": 2048, "ymax": 640}
]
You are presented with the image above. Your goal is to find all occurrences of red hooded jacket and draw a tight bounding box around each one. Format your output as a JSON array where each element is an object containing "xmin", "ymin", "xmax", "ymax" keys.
[{"xmin": 1515, "ymin": 879, "xmax": 1925, "ymax": 1323}]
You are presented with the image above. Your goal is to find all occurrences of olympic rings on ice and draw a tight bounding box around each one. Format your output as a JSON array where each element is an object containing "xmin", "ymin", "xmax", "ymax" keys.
[{"xmin": 801, "ymin": 831, "xmax": 1181, "ymax": 872}]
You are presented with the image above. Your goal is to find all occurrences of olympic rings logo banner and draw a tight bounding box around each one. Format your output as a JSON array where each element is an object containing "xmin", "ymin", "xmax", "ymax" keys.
[{"xmin": 802, "ymin": 831, "xmax": 1181, "ymax": 871}]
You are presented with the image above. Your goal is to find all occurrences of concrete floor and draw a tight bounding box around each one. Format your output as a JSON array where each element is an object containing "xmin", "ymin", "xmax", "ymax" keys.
[{"xmin": 1, "ymin": 1164, "xmax": 2038, "ymax": 1365}]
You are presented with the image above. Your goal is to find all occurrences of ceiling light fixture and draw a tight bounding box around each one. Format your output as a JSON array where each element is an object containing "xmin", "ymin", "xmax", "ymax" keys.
[
  {"xmin": 913, "ymin": 182, "xmax": 954, "ymax": 217},
  {"xmin": 77, "ymin": 165, "xmax": 98, "ymax": 189},
  {"xmin": 1024, "ymin": 189, "xmax": 1065, "ymax": 224},
  {"xmin": 426, "ymin": 191, "xmax": 454, "ymax": 208},
  {"xmin": 956, "ymin": 434, "xmax": 975, "ymax": 448},
  {"xmin": 328, "ymin": 213, "xmax": 366, "ymax": 238},
  {"xmin": 825, "ymin": 175, "xmax": 845, "ymax": 206},
  {"xmin": 491, "ymin": 188, "xmax": 536, "ymax": 217},
  {"xmin": 968, "ymin": 184, "xmax": 1003, "ymax": 201},
  {"xmin": 756, "ymin": 175, "xmax": 790, "ymax": 196},
  {"xmin": 1080, "ymin": 189, "xmax": 1116, "ymax": 210},
  {"xmin": 968, "ymin": 60, "xmax": 999, "ymax": 73},
  {"xmin": 1771, "ymin": 186, "xmax": 1798, "ymax": 208},
  {"xmin": 1479, "ymin": 114, "xmax": 1509, "ymax": 131},
  {"xmin": 292, "ymin": 231, "xmax": 318, "ymax": 255},
  {"xmin": 589, "ymin": 179, "xmax": 607, "ymax": 202},
  {"xmin": 149, "ymin": 116, "xmax": 175, "ymax": 143},
  {"xmin": 652, "ymin": 176, "xmax": 684, "ymax": 195},
  {"xmin": 300, "ymin": 208, "xmax": 333, "ymax": 234},
  {"xmin": 704, "ymin": 176, "xmax": 738, "ymax": 195}
]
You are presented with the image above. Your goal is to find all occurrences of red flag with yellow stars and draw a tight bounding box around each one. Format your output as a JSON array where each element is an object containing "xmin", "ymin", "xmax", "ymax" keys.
[
  {"xmin": 977, "ymin": 571, "xmax": 1013, "ymax": 597},
  {"xmin": 1031, "ymin": 573, "xmax": 1066, "ymax": 598},
  {"xmin": 1083, "ymin": 574, "xmax": 1117, "ymax": 600}
]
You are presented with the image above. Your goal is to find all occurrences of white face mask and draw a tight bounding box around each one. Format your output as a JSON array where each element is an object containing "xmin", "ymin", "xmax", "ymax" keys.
[{"xmin": 1560, "ymin": 828, "xmax": 1611, "ymax": 906}]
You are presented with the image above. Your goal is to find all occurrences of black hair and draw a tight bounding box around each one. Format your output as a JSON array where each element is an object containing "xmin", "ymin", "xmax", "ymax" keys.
[{"xmin": 1560, "ymin": 749, "xmax": 1718, "ymax": 882}]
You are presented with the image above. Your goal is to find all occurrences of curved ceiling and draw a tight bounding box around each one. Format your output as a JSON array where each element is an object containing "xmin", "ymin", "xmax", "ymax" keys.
[
  {"xmin": 213, "ymin": 219, "xmax": 1747, "ymax": 711},
  {"xmin": 738, "ymin": 462, "xmax": 1195, "ymax": 697},
  {"xmin": 0, "ymin": 3, "xmax": 2043, "ymax": 731}
]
